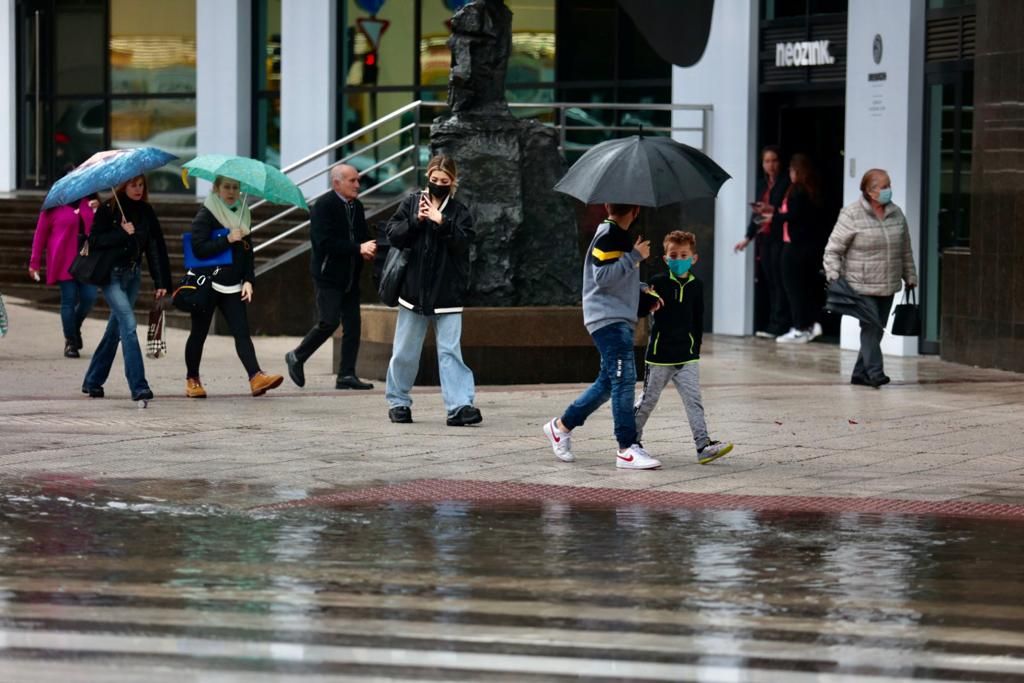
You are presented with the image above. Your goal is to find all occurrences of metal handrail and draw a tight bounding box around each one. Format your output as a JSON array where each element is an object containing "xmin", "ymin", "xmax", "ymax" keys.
[{"xmin": 249, "ymin": 98, "xmax": 712, "ymax": 267}]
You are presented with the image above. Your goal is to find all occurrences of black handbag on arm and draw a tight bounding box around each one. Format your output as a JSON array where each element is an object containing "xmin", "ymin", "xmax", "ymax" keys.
[
  {"xmin": 891, "ymin": 288, "xmax": 921, "ymax": 336},
  {"xmin": 377, "ymin": 245, "xmax": 409, "ymax": 307},
  {"xmin": 68, "ymin": 212, "xmax": 116, "ymax": 285}
]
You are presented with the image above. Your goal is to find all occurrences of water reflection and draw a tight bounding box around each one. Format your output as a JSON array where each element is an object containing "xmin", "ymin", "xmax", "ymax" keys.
[{"xmin": 0, "ymin": 487, "xmax": 1022, "ymax": 680}]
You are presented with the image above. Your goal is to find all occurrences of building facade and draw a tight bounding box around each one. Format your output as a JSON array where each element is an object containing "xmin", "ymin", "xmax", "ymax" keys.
[{"xmin": 1, "ymin": 0, "xmax": 1019, "ymax": 372}]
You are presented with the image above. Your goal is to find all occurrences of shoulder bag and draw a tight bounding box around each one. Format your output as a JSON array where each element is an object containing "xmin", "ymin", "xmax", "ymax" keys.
[
  {"xmin": 68, "ymin": 213, "xmax": 116, "ymax": 285},
  {"xmin": 890, "ymin": 288, "xmax": 921, "ymax": 336}
]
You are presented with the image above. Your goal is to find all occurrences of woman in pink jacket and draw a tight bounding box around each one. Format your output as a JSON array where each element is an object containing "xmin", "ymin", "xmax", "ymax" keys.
[{"xmin": 29, "ymin": 197, "xmax": 99, "ymax": 358}]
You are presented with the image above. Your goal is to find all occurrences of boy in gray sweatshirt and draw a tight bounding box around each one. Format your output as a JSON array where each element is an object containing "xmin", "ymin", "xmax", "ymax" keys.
[{"xmin": 543, "ymin": 204, "xmax": 663, "ymax": 470}]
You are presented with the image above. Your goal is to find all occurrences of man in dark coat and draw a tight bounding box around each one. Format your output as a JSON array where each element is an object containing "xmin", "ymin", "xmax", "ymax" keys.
[{"xmin": 286, "ymin": 164, "xmax": 376, "ymax": 389}]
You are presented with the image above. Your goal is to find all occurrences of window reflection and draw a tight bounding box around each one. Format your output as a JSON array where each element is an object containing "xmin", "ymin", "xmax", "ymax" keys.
[
  {"xmin": 110, "ymin": 98, "xmax": 196, "ymax": 193},
  {"xmin": 109, "ymin": 0, "xmax": 196, "ymax": 95}
]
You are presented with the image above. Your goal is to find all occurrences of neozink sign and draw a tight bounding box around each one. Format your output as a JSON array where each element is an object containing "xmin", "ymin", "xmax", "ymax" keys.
[{"xmin": 775, "ymin": 40, "xmax": 836, "ymax": 68}]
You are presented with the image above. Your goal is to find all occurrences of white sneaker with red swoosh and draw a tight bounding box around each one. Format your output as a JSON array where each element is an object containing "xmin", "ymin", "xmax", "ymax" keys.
[
  {"xmin": 543, "ymin": 418, "xmax": 575, "ymax": 462},
  {"xmin": 616, "ymin": 444, "xmax": 661, "ymax": 470}
]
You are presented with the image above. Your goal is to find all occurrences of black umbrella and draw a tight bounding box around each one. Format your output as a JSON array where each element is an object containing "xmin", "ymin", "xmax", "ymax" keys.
[
  {"xmin": 825, "ymin": 277, "xmax": 884, "ymax": 329},
  {"xmin": 553, "ymin": 135, "xmax": 731, "ymax": 207}
]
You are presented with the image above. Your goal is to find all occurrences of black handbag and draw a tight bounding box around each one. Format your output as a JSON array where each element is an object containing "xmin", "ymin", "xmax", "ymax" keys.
[
  {"xmin": 171, "ymin": 270, "xmax": 214, "ymax": 313},
  {"xmin": 891, "ymin": 288, "xmax": 921, "ymax": 336},
  {"xmin": 377, "ymin": 245, "xmax": 410, "ymax": 307},
  {"xmin": 68, "ymin": 214, "xmax": 115, "ymax": 285}
]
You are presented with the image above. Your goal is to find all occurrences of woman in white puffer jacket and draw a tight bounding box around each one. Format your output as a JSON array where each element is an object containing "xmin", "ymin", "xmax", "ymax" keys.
[{"xmin": 823, "ymin": 168, "xmax": 918, "ymax": 387}]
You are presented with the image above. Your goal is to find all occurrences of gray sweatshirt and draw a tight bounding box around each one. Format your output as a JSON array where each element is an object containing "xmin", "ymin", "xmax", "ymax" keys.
[{"xmin": 582, "ymin": 219, "xmax": 643, "ymax": 334}]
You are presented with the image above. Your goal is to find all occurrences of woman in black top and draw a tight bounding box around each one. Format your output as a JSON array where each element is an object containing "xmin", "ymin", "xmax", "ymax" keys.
[
  {"xmin": 183, "ymin": 176, "xmax": 283, "ymax": 398},
  {"xmin": 774, "ymin": 153, "xmax": 825, "ymax": 344},
  {"xmin": 383, "ymin": 155, "xmax": 480, "ymax": 427},
  {"xmin": 82, "ymin": 175, "xmax": 171, "ymax": 402}
]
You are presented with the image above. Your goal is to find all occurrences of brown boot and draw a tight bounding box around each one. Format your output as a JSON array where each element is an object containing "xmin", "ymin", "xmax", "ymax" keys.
[
  {"xmin": 250, "ymin": 371, "xmax": 284, "ymax": 397},
  {"xmin": 186, "ymin": 377, "xmax": 207, "ymax": 398}
]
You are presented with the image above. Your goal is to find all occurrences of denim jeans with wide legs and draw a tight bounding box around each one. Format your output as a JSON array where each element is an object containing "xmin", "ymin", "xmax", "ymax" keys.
[
  {"xmin": 57, "ymin": 279, "xmax": 97, "ymax": 340},
  {"xmin": 560, "ymin": 322, "xmax": 638, "ymax": 450},
  {"xmin": 386, "ymin": 307, "xmax": 475, "ymax": 414},
  {"xmin": 83, "ymin": 266, "xmax": 149, "ymax": 396}
]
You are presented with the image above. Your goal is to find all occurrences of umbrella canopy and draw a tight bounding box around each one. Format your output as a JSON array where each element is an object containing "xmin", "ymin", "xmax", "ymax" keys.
[
  {"xmin": 42, "ymin": 147, "xmax": 177, "ymax": 210},
  {"xmin": 554, "ymin": 135, "xmax": 731, "ymax": 207},
  {"xmin": 182, "ymin": 154, "xmax": 308, "ymax": 210},
  {"xmin": 825, "ymin": 277, "xmax": 884, "ymax": 329}
]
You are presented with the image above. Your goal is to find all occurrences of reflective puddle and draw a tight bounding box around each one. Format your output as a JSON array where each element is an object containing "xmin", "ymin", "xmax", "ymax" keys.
[{"xmin": 0, "ymin": 485, "xmax": 1023, "ymax": 682}]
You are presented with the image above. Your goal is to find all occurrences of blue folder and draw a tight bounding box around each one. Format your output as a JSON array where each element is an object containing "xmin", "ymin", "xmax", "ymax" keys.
[{"xmin": 182, "ymin": 229, "xmax": 233, "ymax": 270}]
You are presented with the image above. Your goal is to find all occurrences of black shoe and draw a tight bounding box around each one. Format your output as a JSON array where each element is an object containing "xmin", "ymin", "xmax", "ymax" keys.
[
  {"xmin": 82, "ymin": 385, "xmax": 104, "ymax": 398},
  {"xmin": 64, "ymin": 340, "xmax": 80, "ymax": 358},
  {"xmin": 852, "ymin": 375, "xmax": 889, "ymax": 388},
  {"xmin": 285, "ymin": 351, "xmax": 305, "ymax": 388},
  {"xmin": 389, "ymin": 406, "xmax": 413, "ymax": 423},
  {"xmin": 73, "ymin": 330, "xmax": 84, "ymax": 350},
  {"xmin": 336, "ymin": 375, "xmax": 374, "ymax": 390},
  {"xmin": 131, "ymin": 389, "xmax": 154, "ymax": 402},
  {"xmin": 447, "ymin": 405, "xmax": 483, "ymax": 427}
]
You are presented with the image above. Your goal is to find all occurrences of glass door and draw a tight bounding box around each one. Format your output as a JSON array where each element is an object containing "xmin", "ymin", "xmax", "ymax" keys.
[
  {"xmin": 16, "ymin": 0, "xmax": 107, "ymax": 188},
  {"xmin": 921, "ymin": 68, "xmax": 972, "ymax": 354}
]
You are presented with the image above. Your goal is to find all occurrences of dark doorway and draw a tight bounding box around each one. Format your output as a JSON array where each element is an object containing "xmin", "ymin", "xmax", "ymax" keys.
[{"xmin": 757, "ymin": 90, "xmax": 845, "ymax": 340}]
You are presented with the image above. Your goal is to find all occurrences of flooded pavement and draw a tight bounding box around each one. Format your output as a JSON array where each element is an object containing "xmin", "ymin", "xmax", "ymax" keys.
[{"xmin": 0, "ymin": 486, "xmax": 1023, "ymax": 682}]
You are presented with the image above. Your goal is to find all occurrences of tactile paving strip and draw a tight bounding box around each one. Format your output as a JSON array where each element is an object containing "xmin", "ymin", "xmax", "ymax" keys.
[{"xmin": 255, "ymin": 479, "xmax": 1024, "ymax": 520}]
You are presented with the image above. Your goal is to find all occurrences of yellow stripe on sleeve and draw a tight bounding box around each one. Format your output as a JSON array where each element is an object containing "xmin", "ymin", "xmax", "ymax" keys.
[{"xmin": 591, "ymin": 248, "xmax": 625, "ymax": 261}]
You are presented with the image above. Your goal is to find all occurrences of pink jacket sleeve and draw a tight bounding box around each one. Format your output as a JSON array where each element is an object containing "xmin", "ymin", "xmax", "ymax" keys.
[{"xmin": 29, "ymin": 210, "xmax": 53, "ymax": 272}]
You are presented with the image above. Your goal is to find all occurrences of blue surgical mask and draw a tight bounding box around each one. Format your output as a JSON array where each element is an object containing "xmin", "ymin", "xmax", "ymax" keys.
[
  {"xmin": 667, "ymin": 257, "xmax": 693, "ymax": 277},
  {"xmin": 877, "ymin": 188, "xmax": 893, "ymax": 205}
]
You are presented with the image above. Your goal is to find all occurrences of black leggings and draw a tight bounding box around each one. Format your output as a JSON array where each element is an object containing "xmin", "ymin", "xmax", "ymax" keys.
[
  {"xmin": 185, "ymin": 289, "xmax": 260, "ymax": 379},
  {"xmin": 781, "ymin": 243, "xmax": 821, "ymax": 331}
]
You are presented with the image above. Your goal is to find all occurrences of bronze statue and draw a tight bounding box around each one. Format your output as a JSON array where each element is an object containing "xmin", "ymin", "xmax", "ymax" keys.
[{"xmin": 447, "ymin": 0, "xmax": 512, "ymax": 115}]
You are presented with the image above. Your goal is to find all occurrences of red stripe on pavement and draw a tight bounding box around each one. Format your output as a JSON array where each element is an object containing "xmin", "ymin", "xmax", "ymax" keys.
[{"xmin": 251, "ymin": 479, "xmax": 1024, "ymax": 520}]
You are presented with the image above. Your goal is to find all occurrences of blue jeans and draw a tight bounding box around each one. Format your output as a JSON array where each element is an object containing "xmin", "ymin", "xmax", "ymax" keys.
[
  {"xmin": 561, "ymin": 322, "xmax": 638, "ymax": 449},
  {"xmin": 83, "ymin": 266, "xmax": 149, "ymax": 396},
  {"xmin": 57, "ymin": 279, "xmax": 97, "ymax": 340},
  {"xmin": 386, "ymin": 307, "xmax": 475, "ymax": 414}
]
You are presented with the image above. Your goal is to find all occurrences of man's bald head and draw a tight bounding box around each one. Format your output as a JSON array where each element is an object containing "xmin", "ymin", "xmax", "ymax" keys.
[{"xmin": 332, "ymin": 164, "xmax": 360, "ymax": 201}]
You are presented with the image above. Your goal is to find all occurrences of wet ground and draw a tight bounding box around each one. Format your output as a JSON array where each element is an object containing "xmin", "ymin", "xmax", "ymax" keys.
[{"xmin": 1, "ymin": 484, "xmax": 1023, "ymax": 682}]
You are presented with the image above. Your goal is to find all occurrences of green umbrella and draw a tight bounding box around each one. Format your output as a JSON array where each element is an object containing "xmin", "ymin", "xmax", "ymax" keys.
[{"xmin": 182, "ymin": 154, "xmax": 308, "ymax": 210}]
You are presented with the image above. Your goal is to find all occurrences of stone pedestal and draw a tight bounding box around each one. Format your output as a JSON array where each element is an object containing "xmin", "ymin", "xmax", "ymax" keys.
[{"xmin": 342, "ymin": 305, "xmax": 648, "ymax": 385}]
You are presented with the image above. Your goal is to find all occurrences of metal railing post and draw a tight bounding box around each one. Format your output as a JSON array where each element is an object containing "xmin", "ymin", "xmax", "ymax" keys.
[{"xmin": 412, "ymin": 102, "xmax": 421, "ymax": 186}]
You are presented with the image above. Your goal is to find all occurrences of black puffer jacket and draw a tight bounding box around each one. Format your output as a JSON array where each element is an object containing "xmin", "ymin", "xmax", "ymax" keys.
[
  {"xmin": 89, "ymin": 197, "xmax": 171, "ymax": 289},
  {"xmin": 189, "ymin": 206, "xmax": 255, "ymax": 287},
  {"xmin": 641, "ymin": 272, "xmax": 704, "ymax": 365},
  {"xmin": 385, "ymin": 191, "xmax": 475, "ymax": 315}
]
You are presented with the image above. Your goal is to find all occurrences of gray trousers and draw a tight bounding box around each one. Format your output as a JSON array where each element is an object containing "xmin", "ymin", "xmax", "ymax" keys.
[
  {"xmin": 854, "ymin": 294, "xmax": 894, "ymax": 381},
  {"xmin": 634, "ymin": 363, "xmax": 709, "ymax": 450}
]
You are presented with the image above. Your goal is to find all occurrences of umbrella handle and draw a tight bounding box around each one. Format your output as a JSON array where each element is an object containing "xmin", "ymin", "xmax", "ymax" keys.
[{"xmin": 110, "ymin": 187, "xmax": 126, "ymax": 222}]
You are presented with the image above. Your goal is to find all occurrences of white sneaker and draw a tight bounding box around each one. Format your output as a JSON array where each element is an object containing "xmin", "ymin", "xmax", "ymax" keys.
[
  {"xmin": 809, "ymin": 322, "xmax": 823, "ymax": 340},
  {"xmin": 775, "ymin": 328, "xmax": 800, "ymax": 343},
  {"xmin": 777, "ymin": 328, "xmax": 812, "ymax": 344},
  {"xmin": 616, "ymin": 444, "xmax": 662, "ymax": 470},
  {"xmin": 543, "ymin": 418, "xmax": 574, "ymax": 462},
  {"xmin": 754, "ymin": 330, "xmax": 775, "ymax": 339}
]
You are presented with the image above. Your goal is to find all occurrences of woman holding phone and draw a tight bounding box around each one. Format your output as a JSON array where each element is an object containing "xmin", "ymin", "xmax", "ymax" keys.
[{"xmin": 383, "ymin": 155, "xmax": 480, "ymax": 427}]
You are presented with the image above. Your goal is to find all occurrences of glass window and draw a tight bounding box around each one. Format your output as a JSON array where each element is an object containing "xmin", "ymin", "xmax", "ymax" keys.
[
  {"xmin": 762, "ymin": 0, "xmax": 808, "ymax": 20},
  {"xmin": 110, "ymin": 98, "xmax": 196, "ymax": 193},
  {"xmin": 55, "ymin": 0, "xmax": 105, "ymax": 95},
  {"xmin": 254, "ymin": 0, "xmax": 282, "ymax": 166},
  {"xmin": 344, "ymin": 0, "xmax": 414, "ymax": 89},
  {"xmin": 110, "ymin": 0, "xmax": 197, "ymax": 95}
]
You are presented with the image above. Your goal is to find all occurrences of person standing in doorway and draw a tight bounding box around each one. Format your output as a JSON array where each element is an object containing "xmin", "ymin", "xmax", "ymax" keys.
[
  {"xmin": 775, "ymin": 153, "xmax": 825, "ymax": 344},
  {"xmin": 734, "ymin": 145, "xmax": 790, "ymax": 339},
  {"xmin": 823, "ymin": 168, "xmax": 917, "ymax": 387},
  {"xmin": 286, "ymin": 164, "xmax": 377, "ymax": 390}
]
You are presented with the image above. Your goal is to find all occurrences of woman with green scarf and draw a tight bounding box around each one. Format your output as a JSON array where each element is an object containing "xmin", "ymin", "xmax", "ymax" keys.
[{"xmin": 184, "ymin": 175, "xmax": 283, "ymax": 398}]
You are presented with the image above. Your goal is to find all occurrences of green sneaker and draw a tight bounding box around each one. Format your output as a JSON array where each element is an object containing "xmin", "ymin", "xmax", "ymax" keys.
[{"xmin": 698, "ymin": 440, "xmax": 734, "ymax": 465}]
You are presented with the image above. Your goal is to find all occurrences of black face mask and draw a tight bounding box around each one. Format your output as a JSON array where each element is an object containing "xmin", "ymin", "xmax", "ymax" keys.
[{"xmin": 428, "ymin": 182, "xmax": 451, "ymax": 200}]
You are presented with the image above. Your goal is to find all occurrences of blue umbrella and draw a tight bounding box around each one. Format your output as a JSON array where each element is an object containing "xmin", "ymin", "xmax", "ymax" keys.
[{"xmin": 42, "ymin": 147, "xmax": 177, "ymax": 210}]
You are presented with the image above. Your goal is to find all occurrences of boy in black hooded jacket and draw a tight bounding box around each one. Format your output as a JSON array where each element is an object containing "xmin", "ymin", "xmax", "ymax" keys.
[{"xmin": 634, "ymin": 231, "xmax": 734, "ymax": 465}]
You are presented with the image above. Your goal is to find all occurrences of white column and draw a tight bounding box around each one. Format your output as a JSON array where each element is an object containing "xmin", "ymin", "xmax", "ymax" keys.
[
  {"xmin": 842, "ymin": 0, "xmax": 925, "ymax": 356},
  {"xmin": 0, "ymin": 0, "xmax": 16, "ymax": 192},
  {"xmin": 671, "ymin": 0, "xmax": 758, "ymax": 336},
  {"xmin": 195, "ymin": 0, "xmax": 251, "ymax": 197},
  {"xmin": 280, "ymin": 0, "xmax": 336, "ymax": 183}
]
